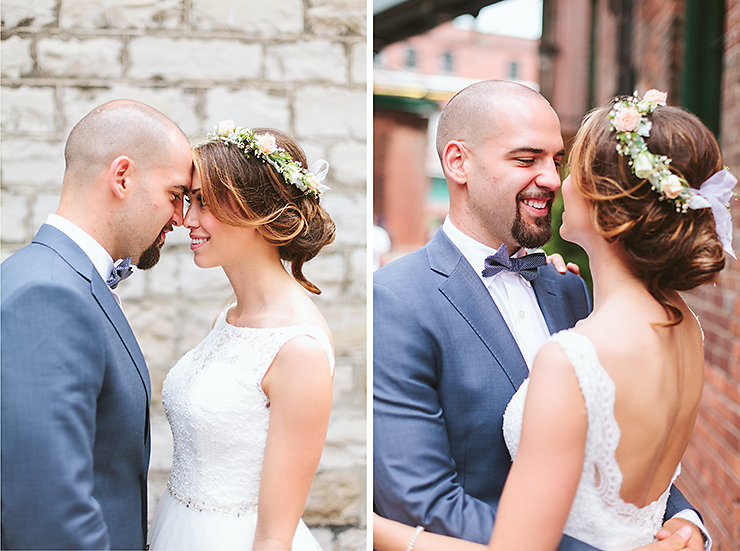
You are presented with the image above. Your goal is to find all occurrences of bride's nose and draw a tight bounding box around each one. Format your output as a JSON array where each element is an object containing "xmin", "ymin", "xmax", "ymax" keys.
[{"xmin": 184, "ymin": 204, "xmax": 198, "ymax": 228}]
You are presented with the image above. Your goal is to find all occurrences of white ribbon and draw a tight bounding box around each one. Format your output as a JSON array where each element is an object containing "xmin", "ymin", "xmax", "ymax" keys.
[
  {"xmin": 308, "ymin": 159, "xmax": 331, "ymax": 195},
  {"xmin": 688, "ymin": 169, "xmax": 737, "ymax": 259},
  {"xmin": 309, "ymin": 159, "xmax": 330, "ymax": 182}
]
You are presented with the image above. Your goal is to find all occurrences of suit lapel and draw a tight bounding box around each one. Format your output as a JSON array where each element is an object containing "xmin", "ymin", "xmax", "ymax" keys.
[
  {"xmin": 32, "ymin": 225, "xmax": 151, "ymax": 403},
  {"xmin": 427, "ymin": 231, "xmax": 529, "ymax": 390},
  {"xmin": 90, "ymin": 275, "xmax": 151, "ymax": 400},
  {"xmin": 532, "ymin": 265, "xmax": 572, "ymax": 335}
]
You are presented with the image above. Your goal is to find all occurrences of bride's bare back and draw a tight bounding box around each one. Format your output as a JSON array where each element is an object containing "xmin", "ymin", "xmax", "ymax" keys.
[{"xmin": 576, "ymin": 289, "xmax": 704, "ymax": 508}]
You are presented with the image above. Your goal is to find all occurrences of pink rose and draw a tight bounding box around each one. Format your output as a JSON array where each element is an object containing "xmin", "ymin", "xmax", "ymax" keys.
[
  {"xmin": 661, "ymin": 175, "xmax": 684, "ymax": 199},
  {"xmin": 255, "ymin": 133, "xmax": 277, "ymax": 155},
  {"xmin": 304, "ymin": 173, "xmax": 321, "ymax": 190},
  {"xmin": 613, "ymin": 106, "xmax": 641, "ymax": 132},
  {"xmin": 643, "ymin": 89, "xmax": 667, "ymax": 105}
]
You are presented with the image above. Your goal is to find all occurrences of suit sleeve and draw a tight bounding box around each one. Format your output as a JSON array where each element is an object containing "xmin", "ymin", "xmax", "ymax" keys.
[
  {"xmin": 1, "ymin": 283, "xmax": 111, "ymax": 549},
  {"xmin": 664, "ymin": 485, "xmax": 699, "ymax": 520},
  {"xmin": 373, "ymin": 279, "xmax": 497, "ymax": 543}
]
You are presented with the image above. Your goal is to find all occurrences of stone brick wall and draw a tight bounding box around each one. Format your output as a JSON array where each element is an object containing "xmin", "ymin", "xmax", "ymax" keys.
[{"xmin": 1, "ymin": 1, "xmax": 367, "ymax": 548}]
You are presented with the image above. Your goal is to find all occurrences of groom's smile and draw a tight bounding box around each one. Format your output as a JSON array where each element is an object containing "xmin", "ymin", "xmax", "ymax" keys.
[
  {"xmin": 511, "ymin": 188, "xmax": 555, "ymax": 248},
  {"xmin": 519, "ymin": 193, "xmax": 553, "ymax": 218}
]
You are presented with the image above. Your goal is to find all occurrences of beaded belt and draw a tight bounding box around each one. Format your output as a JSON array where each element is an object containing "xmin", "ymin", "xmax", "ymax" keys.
[{"xmin": 166, "ymin": 480, "xmax": 257, "ymax": 516}]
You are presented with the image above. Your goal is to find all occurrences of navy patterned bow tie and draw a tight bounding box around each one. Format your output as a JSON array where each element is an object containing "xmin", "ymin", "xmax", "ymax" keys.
[
  {"xmin": 106, "ymin": 257, "xmax": 133, "ymax": 289},
  {"xmin": 482, "ymin": 244, "xmax": 546, "ymax": 282}
]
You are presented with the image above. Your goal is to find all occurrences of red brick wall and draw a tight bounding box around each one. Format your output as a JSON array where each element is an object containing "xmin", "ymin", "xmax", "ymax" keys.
[
  {"xmin": 592, "ymin": 0, "xmax": 619, "ymax": 104},
  {"xmin": 679, "ymin": 2, "xmax": 740, "ymax": 549},
  {"xmin": 632, "ymin": 0, "xmax": 685, "ymax": 99}
]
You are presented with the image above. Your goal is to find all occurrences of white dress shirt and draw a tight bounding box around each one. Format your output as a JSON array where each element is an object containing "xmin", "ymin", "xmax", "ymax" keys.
[
  {"xmin": 442, "ymin": 217, "xmax": 549, "ymax": 369},
  {"xmin": 441, "ymin": 217, "xmax": 711, "ymax": 548},
  {"xmin": 45, "ymin": 214, "xmax": 122, "ymax": 307}
]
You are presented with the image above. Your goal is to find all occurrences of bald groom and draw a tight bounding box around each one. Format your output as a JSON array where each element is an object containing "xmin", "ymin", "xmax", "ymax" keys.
[{"xmin": 1, "ymin": 100, "xmax": 192, "ymax": 550}]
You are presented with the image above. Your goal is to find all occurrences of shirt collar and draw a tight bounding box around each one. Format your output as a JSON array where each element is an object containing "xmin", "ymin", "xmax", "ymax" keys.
[
  {"xmin": 45, "ymin": 214, "xmax": 115, "ymax": 283},
  {"xmin": 441, "ymin": 217, "xmax": 528, "ymax": 285}
]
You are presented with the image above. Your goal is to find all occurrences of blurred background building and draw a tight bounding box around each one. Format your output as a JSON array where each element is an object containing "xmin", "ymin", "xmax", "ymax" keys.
[
  {"xmin": 1, "ymin": 1, "xmax": 366, "ymax": 549},
  {"xmin": 374, "ymin": 0, "xmax": 739, "ymax": 548}
]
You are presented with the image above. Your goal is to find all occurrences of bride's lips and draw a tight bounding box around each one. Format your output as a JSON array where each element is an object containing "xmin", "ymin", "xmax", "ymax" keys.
[{"xmin": 190, "ymin": 236, "xmax": 210, "ymax": 251}]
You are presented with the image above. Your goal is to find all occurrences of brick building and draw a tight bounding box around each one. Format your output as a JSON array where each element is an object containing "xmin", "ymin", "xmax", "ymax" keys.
[
  {"xmin": 0, "ymin": 1, "xmax": 366, "ymax": 548},
  {"xmin": 543, "ymin": 1, "xmax": 739, "ymax": 547},
  {"xmin": 377, "ymin": 20, "xmax": 539, "ymax": 87}
]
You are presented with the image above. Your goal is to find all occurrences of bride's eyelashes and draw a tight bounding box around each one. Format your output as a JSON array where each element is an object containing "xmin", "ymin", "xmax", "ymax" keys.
[{"xmin": 185, "ymin": 193, "xmax": 206, "ymax": 208}]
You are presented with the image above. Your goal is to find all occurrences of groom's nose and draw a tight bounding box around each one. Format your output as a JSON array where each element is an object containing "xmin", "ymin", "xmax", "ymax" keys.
[
  {"xmin": 535, "ymin": 160, "xmax": 562, "ymax": 192},
  {"xmin": 171, "ymin": 200, "xmax": 184, "ymax": 227}
]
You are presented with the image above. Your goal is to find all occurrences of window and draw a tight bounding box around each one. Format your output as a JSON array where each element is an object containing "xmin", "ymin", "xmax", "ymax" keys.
[
  {"xmin": 442, "ymin": 52, "xmax": 454, "ymax": 73},
  {"xmin": 508, "ymin": 61, "xmax": 519, "ymax": 80},
  {"xmin": 405, "ymin": 48, "xmax": 417, "ymax": 68}
]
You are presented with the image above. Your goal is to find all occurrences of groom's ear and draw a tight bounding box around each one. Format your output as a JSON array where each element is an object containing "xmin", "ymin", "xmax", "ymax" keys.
[
  {"xmin": 108, "ymin": 155, "xmax": 134, "ymax": 199},
  {"xmin": 442, "ymin": 140, "xmax": 468, "ymax": 186}
]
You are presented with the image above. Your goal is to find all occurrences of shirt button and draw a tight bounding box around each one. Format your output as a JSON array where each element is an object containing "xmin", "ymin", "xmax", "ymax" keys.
[{"xmin": 519, "ymin": 310, "xmax": 525, "ymax": 319}]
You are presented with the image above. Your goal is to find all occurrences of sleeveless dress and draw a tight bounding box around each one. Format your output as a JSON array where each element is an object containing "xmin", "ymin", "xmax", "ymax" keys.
[
  {"xmin": 149, "ymin": 305, "xmax": 334, "ymax": 550},
  {"xmin": 502, "ymin": 330, "xmax": 680, "ymax": 550}
]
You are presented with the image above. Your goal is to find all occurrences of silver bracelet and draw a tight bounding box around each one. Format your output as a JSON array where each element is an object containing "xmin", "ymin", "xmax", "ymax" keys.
[{"xmin": 406, "ymin": 525, "xmax": 424, "ymax": 551}]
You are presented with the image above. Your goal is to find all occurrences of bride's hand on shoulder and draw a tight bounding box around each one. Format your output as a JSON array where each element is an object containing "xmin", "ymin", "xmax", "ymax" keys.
[
  {"xmin": 633, "ymin": 524, "xmax": 694, "ymax": 551},
  {"xmin": 546, "ymin": 253, "xmax": 580, "ymax": 275}
]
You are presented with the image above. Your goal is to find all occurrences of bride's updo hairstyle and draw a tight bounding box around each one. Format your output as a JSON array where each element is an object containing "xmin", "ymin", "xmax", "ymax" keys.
[
  {"xmin": 569, "ymin": 101, "xmax": 726, "ymax": 325},
  {"xmin": 193, "ymin": 128, "xmax": 335, "ymax": 294}
]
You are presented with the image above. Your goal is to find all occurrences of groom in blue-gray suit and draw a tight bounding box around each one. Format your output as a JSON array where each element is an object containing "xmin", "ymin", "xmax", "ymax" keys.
[
  {"xmin": 1, "ymin": 100, "xmax": 192, "ymax": 550},
  {"xmin": 374, "ymin": 81, "xmax": 707, "ymax": 549}
]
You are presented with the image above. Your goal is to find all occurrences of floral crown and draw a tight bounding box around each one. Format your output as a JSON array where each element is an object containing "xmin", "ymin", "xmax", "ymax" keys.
[
  {"xmin": 609, "ymin": 89, "xmax": 697, "ymax": 211},
  {"xmin": 609, "ymin": 90, "xmax": 737, "ymax": 258},
  {"xmin": 207, "ymin": 120, "xmax": 330, "ymax": 198}
]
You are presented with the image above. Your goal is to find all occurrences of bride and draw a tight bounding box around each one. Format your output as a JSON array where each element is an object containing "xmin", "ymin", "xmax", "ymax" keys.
[
  {"xmin": 149, "ymin": 123, "xmax": 336, "ymax": 550},
  {"xmin": 373, "ymin": 91, "xmax": 734, "ymax": 550}
]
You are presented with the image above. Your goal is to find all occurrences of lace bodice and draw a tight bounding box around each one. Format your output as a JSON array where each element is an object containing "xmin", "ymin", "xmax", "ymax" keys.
[
  {"xmin": 161, "ymin": 306, "xmax": 334, "ymax": 514},
  {"xmin": 502, "ymin": 330, "xmax": 679, "ymax": 550}
]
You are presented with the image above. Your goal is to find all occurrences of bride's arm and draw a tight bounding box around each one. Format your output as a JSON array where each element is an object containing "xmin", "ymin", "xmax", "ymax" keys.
[
  {"xmin": 488, "ymin": 341, "xmax": 586, "ymax": 550},
  {"xmin": 373, "ymin": 513, "xmax": 487, "ymax": 551},
  {"xmin": 254, "ymin": 337, "xmax": 333, "ymax": 550}
]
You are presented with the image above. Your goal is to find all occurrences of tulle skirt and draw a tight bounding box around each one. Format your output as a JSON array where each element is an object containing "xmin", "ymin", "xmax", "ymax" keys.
[{"xmin": 149, "ymin": 490, "xmax": 322, "ymax": 550}]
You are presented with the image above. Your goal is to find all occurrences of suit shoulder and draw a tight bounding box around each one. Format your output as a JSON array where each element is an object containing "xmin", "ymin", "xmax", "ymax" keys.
[
  {"xmin": 538, "ymin": 263, "xmax": 586, "ymax": 290},
  {"xmin": 374, "ymin": 247, "xmax": 430, "ymax": 287},
  {"xmin": 2, "ymin": 243, "xmax": 87, "ymax": 300}
]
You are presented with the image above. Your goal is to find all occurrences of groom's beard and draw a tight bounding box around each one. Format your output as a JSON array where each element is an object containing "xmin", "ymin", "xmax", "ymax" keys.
[
  {"xmin": 137, "ymin": 224, "xmax": 172, "ymax": 270},
  {"xmin": 511, "ymin": 199, "xmax": 553, "ymax": 249},
  {"xmin": 137, "ymin": 242, "xmax": 161, "ymax": 270}
]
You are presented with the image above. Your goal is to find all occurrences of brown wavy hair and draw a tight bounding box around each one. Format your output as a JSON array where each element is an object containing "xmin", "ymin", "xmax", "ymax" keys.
[
  {"xmin": 193, "ymin": 129, "xmax": 335, "ymax": 294},
  {"xmin": 569, "ymin": 100, "xmax": 726, "ymax": 325}
]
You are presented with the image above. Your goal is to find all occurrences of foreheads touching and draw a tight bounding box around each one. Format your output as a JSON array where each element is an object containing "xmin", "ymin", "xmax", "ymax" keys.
[{"xmin": 63, "ymin": 99, "xmax": 192, "ymax": 196}]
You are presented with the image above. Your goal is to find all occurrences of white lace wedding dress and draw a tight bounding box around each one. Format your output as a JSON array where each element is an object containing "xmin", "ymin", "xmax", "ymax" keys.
[
  {"xmin": 503, "ymin": 330, "xmax": 680, "ymax": 551},
  {"xmin": 149, "ymin": 306, "xmax": 334, "ymax": 550}
]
